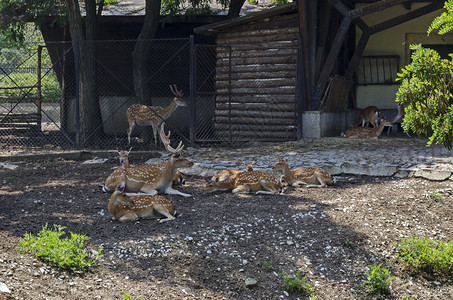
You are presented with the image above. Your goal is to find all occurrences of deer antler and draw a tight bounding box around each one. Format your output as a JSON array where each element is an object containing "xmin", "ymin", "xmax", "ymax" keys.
[
  {"xmin": 169, "ymin": 84, "xmax": 184, "ymax": 98},
  {"xmin": 159, "ymin": 122, "xmax": 184, "ymax": 154}
]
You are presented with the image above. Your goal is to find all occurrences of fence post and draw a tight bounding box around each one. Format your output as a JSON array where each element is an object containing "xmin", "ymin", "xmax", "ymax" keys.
[
  {"xmin": 74, "ymin": 41, "xmax": 81, "ymax": 146},
  {"xmin": 189, "ymin": 35, "xmax": 195, "ymax": 143},
  {"xmin": 37, "ymin": 45, "xmax": 42, "ymax": 130}
]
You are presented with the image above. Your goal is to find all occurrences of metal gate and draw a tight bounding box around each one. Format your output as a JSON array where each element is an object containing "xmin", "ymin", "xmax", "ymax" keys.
[{"xmin": 1, "ymin": 39, "xmax": 192, "ymax": 150}]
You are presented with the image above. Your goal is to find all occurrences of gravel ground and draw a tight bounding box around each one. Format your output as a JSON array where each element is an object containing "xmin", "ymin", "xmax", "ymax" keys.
[{"xmin": 0, "ymin": 151, "xmax": 452, "ymax": 300}]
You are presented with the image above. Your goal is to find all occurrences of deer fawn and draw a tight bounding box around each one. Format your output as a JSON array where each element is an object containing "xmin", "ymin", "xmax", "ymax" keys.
[
  {"xmin": 102, "ymin": 123, "xmax": 193, "ymax": 197},
  {"xmin": 117, "ymin": 147, "xmax": 185, "ymax": 185},
  {"xmin": 108, "ymin": 183, "xmax": 176, "ymax": 223},
  {"xmin": 205, "ymin": 171, "xmax": 282, "ymax": 194},
  {"xmin": 272, "ymin": 158, "xmax": 333, "ymax": 188},
  {"xmin": 342, "ymin": 118, "xmax": 393, "ymax": 139},
  {"xmin": 204, "ymin": 162, "xmax": 255, "ymax": 193},
  {"xmin": 356, "ymin": 106, "xmax": 380, "ymax": 128},
  {"xmin": 232, "ymin": 171, "xmax": 283, "ymax": 195},
  {"xmin": 127, "ymin": 84, "xmax": 187, "ymax": 145}
]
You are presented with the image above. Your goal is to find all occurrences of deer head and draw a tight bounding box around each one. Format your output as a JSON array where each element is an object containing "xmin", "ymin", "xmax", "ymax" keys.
[{"xmin": 169, "ymin": 84, "xmax": 187, "ymax": 107}]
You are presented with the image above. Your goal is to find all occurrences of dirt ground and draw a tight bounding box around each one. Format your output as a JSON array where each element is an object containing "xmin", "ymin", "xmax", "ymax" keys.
[{"xmin": 0, "ymin": 154, "xmax": 452, "ymax": 300}]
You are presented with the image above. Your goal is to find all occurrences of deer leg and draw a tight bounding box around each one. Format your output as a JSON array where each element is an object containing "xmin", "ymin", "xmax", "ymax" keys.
[
  {"xmin": 306, "ymin": 174, "xmax": 327, "ymax": 188},
  {"xmin": 164, "ymin": 187, "xmax": 192, "ymax": 197},
  {"xmin": 232, "ymin": 185, "xmax": 251, "ymax": 194},
  {"xmin": 153, "ymin": 207, "xmax": 176, "ymax": 223},
  {"xmin": 127, "ymin": 122, "xmax": 136, "ymax": 145},
  {"xmin": 117, "ymin": 212, "xmax": 139, "ymax": 222},
  {"xmin": 152, "ymin": 124, "xmax": 158, "ymax": 145},
  {"xmin": 255, "ymin": 184, "xmax": 279, "ymax": 195},
  {"xmin": 139, "ymin": 186, "xmax": 159, "ymax": 195}
]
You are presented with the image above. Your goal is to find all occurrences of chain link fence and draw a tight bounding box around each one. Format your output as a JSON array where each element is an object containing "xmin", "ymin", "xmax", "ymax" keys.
[{"xmin": 1, "ymin": 38, "xmax": 300, "ymax": 152}]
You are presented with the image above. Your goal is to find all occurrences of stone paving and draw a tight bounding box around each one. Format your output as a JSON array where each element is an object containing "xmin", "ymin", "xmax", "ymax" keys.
[{"xmin": 171, "ymin": 137, "xmax": 453, "ymax": 181}]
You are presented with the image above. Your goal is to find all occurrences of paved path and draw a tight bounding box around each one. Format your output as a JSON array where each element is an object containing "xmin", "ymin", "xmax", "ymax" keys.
[{"xmin": 173, "ymin": 137, "xmax": 453, "ymax": 181}]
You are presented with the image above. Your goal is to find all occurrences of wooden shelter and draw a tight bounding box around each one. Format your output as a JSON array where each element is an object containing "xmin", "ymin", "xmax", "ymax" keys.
[{"xmin": 195, "ymin": 0, "xmax": 447, "ymax": 138}]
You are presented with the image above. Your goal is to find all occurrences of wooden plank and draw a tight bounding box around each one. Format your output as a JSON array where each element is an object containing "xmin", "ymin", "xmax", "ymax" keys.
[
  {"xmin": 215, "ymin": 116, "xmax": 295, "ymax": 126},
  {"xmin": 214, "ymin": 109, "xmax": 295, "ymax": 118},
  {"xmin": 215, "ymin": 70, "xmax": 296, "ymax": 81},
  {"xmin": 216, "ymin": 48, "xmax": 297, "ymax": 59},
  {"xmin": 215, "ymin": 94, "xmax": 295, "ymax": 104},
  {"xmin": 215, "ymin": 78, "xmax": 296, "ymax": 89},
  {"xmin": 217, "ymin": 33, "xmax": 298, "ymax": 46},
  {"xmin": 213, "ymin": 128, "xmax": 297, "ymax": 140},
  {"xmin": 0, "ymin": 96, "xmax": 41, "ymax": 101},
  {"xmin": 215, "ymin": 102, "xmax": 295, "ymax": 112},
  {"xmin": 220, "ymin": 27, "xmax": 298, "ymax": 39},
  {"xmin": 216, "ymin": 64, "xmax": 296, "ymax": 74},
  {"xmin": 215, "ymin": 87, "xmax": 296, "ymax": 95},
  {"xmin": 216, "ymin": 55, "xmax": 297, "ymax": 67}
]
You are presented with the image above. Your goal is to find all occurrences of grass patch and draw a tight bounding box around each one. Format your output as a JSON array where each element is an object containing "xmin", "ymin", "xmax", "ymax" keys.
[
  {"xmin": 395, "ymin": 236, "xmax": 453, "ymax": 278},
  {"xmin": 16, "ymin": 224, "xmax": 103, "ymax": 273}
]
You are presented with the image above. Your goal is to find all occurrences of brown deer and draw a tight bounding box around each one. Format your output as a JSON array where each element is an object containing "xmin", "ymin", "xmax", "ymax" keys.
[
  {"xmin": 232, "ymin": 171, "xmax": 283, "ymax": 195},
  {"xmin": 116, "ymin": 147, "xmax": 185, "ymax": 185},
  {"xmin": 272, "ymin": 158, "xmax": 333, "ymax": 188},
  {"xmin": 108, "ymin": 183, "xmax": 176, "ymax": 223},
  {"xmin": 342, "ymin": 118, "xmax": 393, "ymax": 139},
  {"xmin": 205, "ymin": 171, "xmax": 283, "ymax": 195},
  {"xmin": 102, "ymin": 123, "xmax": 193, "ymax": 197},
  {"xmin": 127, "ymin": 84, "xmax": 187, "ymax": 145},
  {"xmin": 204, "ymin": 162, "xmax": 255, "ymax": 193},
  {"xmin": 356, "ymin": 106, "xmax": 380, "ymax": 128}
]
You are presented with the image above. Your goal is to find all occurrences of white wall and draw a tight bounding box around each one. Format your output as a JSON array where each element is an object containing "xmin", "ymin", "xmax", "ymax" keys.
[{"xmin": 355, "ymin": 3, "xmax": 453, "ymax": 108}]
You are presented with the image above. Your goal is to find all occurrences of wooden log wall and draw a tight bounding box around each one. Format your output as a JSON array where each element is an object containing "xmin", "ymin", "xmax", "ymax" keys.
[{"xmin": 214, "ymin": 13, "xmax": 299, "ymax": 141}]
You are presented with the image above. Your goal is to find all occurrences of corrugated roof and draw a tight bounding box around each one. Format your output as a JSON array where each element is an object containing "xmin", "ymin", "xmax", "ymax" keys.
[{"xmin": 194, "ymin": 2, "xmax": 297, "ymax": 35}]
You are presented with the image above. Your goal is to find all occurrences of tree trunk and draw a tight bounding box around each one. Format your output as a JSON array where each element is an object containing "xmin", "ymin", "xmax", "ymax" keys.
[
  {"xmin": 65, "ymin": 0, "xmax": 102, "ymax": 145},
  {"xmin": 228, "ymin": 0, "xmax": 246, "ymax": 18},
  {"xmin": 132, "ymin": 0, "xmax": 161, "ymax": 105}
]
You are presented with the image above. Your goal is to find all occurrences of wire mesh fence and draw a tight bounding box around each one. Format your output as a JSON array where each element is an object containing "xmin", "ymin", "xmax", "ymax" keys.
[
  {"xmin": 193, "ymin": 44, "xmax": 299, "ymax": 143},
  {"xmin": 1, "ymin": 38, "xmax": 300, "ymax": 152}
]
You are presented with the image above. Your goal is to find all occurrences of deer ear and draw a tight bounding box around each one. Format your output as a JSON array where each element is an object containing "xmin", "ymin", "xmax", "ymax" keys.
[{"xmin": 117, "ymin": 182, "xmax": 126, "ymax": 192}]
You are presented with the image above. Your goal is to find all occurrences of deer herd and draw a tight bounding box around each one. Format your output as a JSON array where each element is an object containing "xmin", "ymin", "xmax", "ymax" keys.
[{"xmin": 101, "ymin": 84, "xmax": 404, "ymax": 223}]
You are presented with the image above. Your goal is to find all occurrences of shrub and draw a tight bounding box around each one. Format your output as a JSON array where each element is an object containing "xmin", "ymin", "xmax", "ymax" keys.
[
  {"xmin": 362, "ymin": 263, "xmax": 395, "ymax": 297},
  {"xmin": 16, "ymin": 224, "xmax": 103, "ymax": 273},
  {"xmin": 280, "ymin": 270, "xmax": 317, "ymax": 299},
  {"xmin": 395, "ymin": 236, "xmax": 453, "ymax": 277}
]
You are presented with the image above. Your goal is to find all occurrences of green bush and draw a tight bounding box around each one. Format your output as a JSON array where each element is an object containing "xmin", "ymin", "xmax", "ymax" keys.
[
  {"xmin": 280, "ymin": 270, "xmax": 317, "ymax": 299},
  {"xmin": 16, "ymin": 224, "xmax": 103, "ymax": 273},
  {"xmin": 362, "ymin": 263, "xmax": 395, "ymax": 297},
  {"xmin": 395, "ymin": 236, "xmax": 453, "ymax": 277}
]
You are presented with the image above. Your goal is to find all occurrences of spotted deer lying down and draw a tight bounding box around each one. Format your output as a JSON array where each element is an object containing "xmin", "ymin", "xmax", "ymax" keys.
[
  {"xmin": 108, "ymin": 183, "xmax": 176, "ymax": 223},
  {"xmin": 101, "ymin": 123, "xmax": 193, "ymax": 197},
  {"xmin": 342, "ymin": 118, "xmax": 393, "ymax": 139},
  {"xmin": 208, "ymin": 161, "xmax": 255, "ymax": 184},
  {"xmin": 205, "ymin": 170, "xmax": 283, "ymax": 195},
  {"xmin": 272, "ymin": 158, "xmax": 333, "ymax": 188},
  {"xmin": 116, "ymin": 147, "xmax": 185, "ymax": 185}
]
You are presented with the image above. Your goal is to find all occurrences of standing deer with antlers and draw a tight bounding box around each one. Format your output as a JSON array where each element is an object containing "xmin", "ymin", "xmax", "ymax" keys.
[
  {"xmin": 127, "ymin": 84, "xmax": 187, "ymax": 145},
  {"xmin": 273, "ymin": 158, "xmax": 333, "ymax": 188},
  {"xmin": 102, "ymin": 123, "xmax": 193, "ymax": 197}
]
